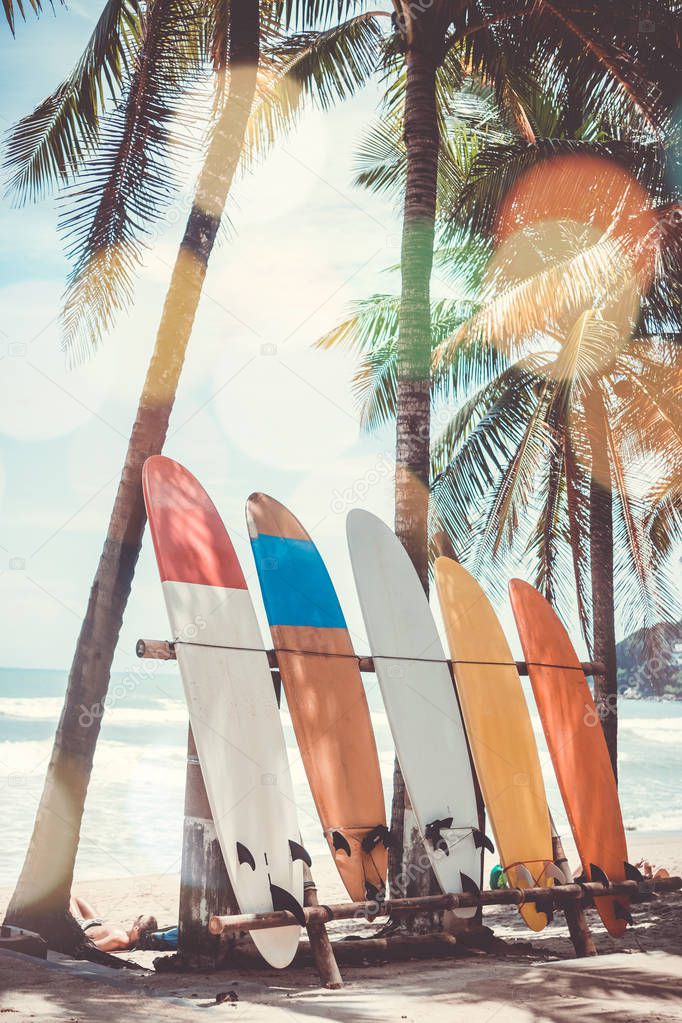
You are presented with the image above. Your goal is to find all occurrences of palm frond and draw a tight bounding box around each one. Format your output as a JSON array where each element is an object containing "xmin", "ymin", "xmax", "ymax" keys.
[
  {"xmin": 432, "ymin": 230, "xmax": 637, "ymax": 368},
  {"xmin": 244, "ymin": 12, "xmax": 383, "ymax": 165},
  {"xmin": 562, "ymin": 424, "xmax": 593, "ymax": 645},
  {"xmin": 60, "ymin": 0, "xmax": 204, "ymax": 359},
  {"xmin": 3, "ymin": 0, "xmax": 62, "ymax": 35},
  {"xmin": 645, "ymin": 470, "xmax": 682, "ymax": 568},
  {"xmin": 603, "ymin": 393, "xmax": 664, "ymax": 639},
  {"xmin": 449, "ymin": 138, "xmax": 664, "ymax": 240},
  {"xmin": 523, "ymin": 417, "xmax": 573, "ymax": 611},
  {"xmin": 353, "ymin": 340, "xmax": 397, "ymax": 432},
  {"xmin": 4, "ymin": 0, "xmax": 144, "ymax": 202},
  {"xmin": 315, "ymin": 291, "xmax": 400, "ymax": 354},
  {"xmin": 271, "ymin": 0, "xmax": 368, "ymax": 31}
]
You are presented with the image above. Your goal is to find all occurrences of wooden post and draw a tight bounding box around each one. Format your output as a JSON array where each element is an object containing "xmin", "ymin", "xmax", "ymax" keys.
[
  {"xmin": 302, "ymin": 865, "xmax": 343, "ymax": 989},
  {"xmin": 176, "ymin": 726, "xmax": 239, "ymax": 968},
  {"xmin": 550, "ymin": 815, "xmax": 597, "ymax": 958}
]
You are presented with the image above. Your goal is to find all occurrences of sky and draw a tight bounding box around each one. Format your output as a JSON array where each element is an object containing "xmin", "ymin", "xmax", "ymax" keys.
[{"xmin": 0, "ymin": 1, "xmax": 593, "ymax": 676}]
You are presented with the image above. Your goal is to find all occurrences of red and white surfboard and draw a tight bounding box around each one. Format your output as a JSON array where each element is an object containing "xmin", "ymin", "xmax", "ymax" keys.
[{"xmin": 143, "ymin": 455, "xmax": 305, "ymax": 968}]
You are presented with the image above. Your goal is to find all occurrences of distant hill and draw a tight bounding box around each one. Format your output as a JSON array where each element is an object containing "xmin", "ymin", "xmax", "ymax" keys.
[{"xmin": 616, "ymin": 620, "xmax": 682, "ymax": 699}]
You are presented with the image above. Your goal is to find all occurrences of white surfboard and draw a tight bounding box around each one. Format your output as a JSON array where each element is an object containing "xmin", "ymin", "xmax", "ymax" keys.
[
  {"xmin": 346, "ymin": 509, "xmax": 486, "ymax": 913},
  {"xmin": 143, "ymin": 456, "xmax": 305, "ymax": 968}
]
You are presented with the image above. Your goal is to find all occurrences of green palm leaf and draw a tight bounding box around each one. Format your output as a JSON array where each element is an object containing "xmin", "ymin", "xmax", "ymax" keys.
[
  {"xmin": 3, "ymin": 0, "xmax": 62, "ymax": 35},
  {"xmin": 246, "ymin": 13, "xmax": 384, "ymax": 164},
  {"xmin": 4, "ymin": 0, "xmax": 144, "ymax": 202},
  {"xmin": 60, "ymin": 0, "xmax": 205, "ymax": 359}
]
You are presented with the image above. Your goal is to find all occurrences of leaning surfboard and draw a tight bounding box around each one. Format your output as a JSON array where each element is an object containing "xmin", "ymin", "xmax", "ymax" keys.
[
  {"xmin": 347, "ymin": 510, "xmax": 484, "ymax": 914},
  {"xmin": 509, "ymin": 578, "xmax": 631, "ymax": 936},
  {"xmin": 143, "ymin": 456, "xmax": 305, "ymax": 968},
  {"xmin": 434, "ymin": 557, "xmax": 557, "ymax": 931},
  {"xmin": 247, "ymin": 493, "xmax": 388, "ymax": 901}
]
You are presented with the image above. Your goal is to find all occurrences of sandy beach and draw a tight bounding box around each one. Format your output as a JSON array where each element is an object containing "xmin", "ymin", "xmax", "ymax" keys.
[{"xmin": 1, "ymin": 830, "xmax": 681, "ymax": 1021}]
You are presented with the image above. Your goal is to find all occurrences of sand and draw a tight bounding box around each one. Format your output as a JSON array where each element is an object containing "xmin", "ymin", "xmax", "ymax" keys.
[{"xmin": 1, "ymin": 830, "xmax": 681, "ymax": 1021}]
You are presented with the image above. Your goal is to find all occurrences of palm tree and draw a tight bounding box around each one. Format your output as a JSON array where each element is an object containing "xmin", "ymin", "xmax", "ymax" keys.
[
  {"xmin": 3, "ymin": 0, "xmax": 262, "ymax": 953},
  {"xmin": 323, "ymin": 116, "xmax": 681, "ymax": 779},
  {"xmin": 3, "ymin": 1, "xmax": 384, "ymax": 951},
  {"xmin": 365, "ymin": 0, "xmax": 670, "ymax": 902},
  {"xmin": 430, "ymin": 129, "xmax": 681, "ymax": 775},
  {"xmin": 319, "ymin": 14, "xmax": 664, "ymax": 896}
]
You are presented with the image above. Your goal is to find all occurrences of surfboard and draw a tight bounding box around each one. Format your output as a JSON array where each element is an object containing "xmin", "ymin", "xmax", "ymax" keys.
[
  {"xmin": 434, "ymin": 557, "xmax": 557, "ymax": 931},
  {"xmin": 247, "ymin": 493, "xmax": 388, "ymax": 901},
  {"xmin": 346, "ymin": 510, "xmax": 483, "ymax": 915},
  {"xmin": 509, "ymin": 578, "xmax": 631, "ymax": 936},
  {"xmin": 142, "ymin": 456, "xmax": 305, "ymax": 968}
]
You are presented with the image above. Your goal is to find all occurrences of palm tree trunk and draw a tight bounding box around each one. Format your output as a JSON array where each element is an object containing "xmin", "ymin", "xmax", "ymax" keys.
[
  {"xmin": 388, "ymin": 41, "xmax": 439, "ymax": 915},
  {"xmin": 3, "ymin": 3, "xmax": 260, "ymax": 952},
  {"xmin": 586, "ymin": 388, "xmax": 618, "ymax": 781}
]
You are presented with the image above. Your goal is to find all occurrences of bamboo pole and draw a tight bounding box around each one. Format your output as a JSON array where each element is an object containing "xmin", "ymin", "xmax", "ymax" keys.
[
  {"xmin": 551, "ymin": 821, "xmax": 597, "ymax": 958},
  {"xmin": 135, "ymin": 639, "xmax": 605, "ymax": 678},
  {"xmin": 302, "ymin": 866, "xmax": 343, "ymax": 989},
  {"xmin": 208, "ymin": 876, "xmax": 681, "ymax": 936}
]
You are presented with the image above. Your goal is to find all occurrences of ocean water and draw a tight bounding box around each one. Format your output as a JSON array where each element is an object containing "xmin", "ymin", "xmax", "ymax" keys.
[{"xmin": 1, "ymin": 665, "xmax": 680, "ymax": 887}]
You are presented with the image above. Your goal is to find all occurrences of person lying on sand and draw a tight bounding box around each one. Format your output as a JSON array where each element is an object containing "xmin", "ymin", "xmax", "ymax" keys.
[{"xmin": 69, "ymin": 894, "xmax": 157, "ymax": 952}]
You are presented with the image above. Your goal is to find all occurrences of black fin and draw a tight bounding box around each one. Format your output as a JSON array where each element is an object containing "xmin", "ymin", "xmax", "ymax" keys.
[
  {"xmin": 538, "ymin": 905, "xmax": 553, "ymax": 924},
  {"xmin": 460, "ymin": 872, "xmax": 481, "ymax": 898},
  {"xmin": 288, "ymin": 840, "xmax": 312, "ymax": 867},
  {"xmin": 236, "ymin": 842, "xmax": 256, "ymax": 870},
  {"xmin": 269, "ymin": 884, "xmax": 306, "ymax": 926},
  {"xmin": 331, "ymin": 830, "xmax": 351, "ymax": 856},
  {"xmin": 361, "ymin": 824, "xmax": 393, "ymax": 854},
  {"xmin": 574, "ymin": 870, "xmax": 588, "ymax": 885},
  {"xmin": 613, "ymin": 901, "xmax": 634, "ymax": 926},
  {"xmin": 472, "ymin": 828, "xmax": 495, "ymax": 854},
  {"xmin": 425, "ymin": 817, "xmax": 454, "ymax": 856},
  {"xmin": 624, "ymin": 861, "xmax": 644, "ymax": 883},
  {"xmin": 589, "ymin": 863, "xmax": 610, "ymax": 887},
  {"xmin": 364, "ymin": 881, "xmax": 385, "ymax": 902}
]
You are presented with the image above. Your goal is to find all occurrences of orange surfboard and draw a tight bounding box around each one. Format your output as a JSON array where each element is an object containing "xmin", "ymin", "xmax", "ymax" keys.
[
  {"xmin": 247, "ymin": 493, "xmax": 387, "ymax": 901},
  {"xmin": 509, "ymin": 579, "xmax": 631, "ymax": 936},
  {"xmin": 435, "ymin": 558, "xmax": 557, "ymax": 931}
]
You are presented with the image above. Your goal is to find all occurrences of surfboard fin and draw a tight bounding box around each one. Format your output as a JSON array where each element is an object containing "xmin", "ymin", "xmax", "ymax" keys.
[
  {"xmin": 613, "ymin": 901, "xmax": 634, "ymax": 926},
  {"xmin": 624, "ymin": 861, "xmax": 644, "ymax": 883},
  {"xmin": 288, "ymin": 840, "xmax": 312, "ymax": 867},
  {"xmin": 236, "ymin": 842, "xmax": 256, "ymax": 870},
  {"xmin": 574, "ymin": 870, "xmax": 588, "ymax": 885},
  {"xmin": 364, "ymin": 881, "xmax": 385, "ymax": 903},
  {"xmin": 513, "ymin": 864, "xmax": 534, "ymax": 887},
  {"xmin": 542, "ymin": 862, "xmax": 568, "ymax": 885},
  {"xmin": 331, "ymin": 831, "xmax": 351, "ymax": 857},
  {"xmin": 535, "ymin": 904, "xmax": 553, "ymax": 923},
  {"xmin": 589, "ymin": 863, "xmax": 610, "ymax": 887},
  {"xmin": 472, "ymin": 828, "xmax": 495, "ymax": 854},
  {"xmin": 425, "ymin": 817, "xmax": 454, "ymax": 855},
  {"xmin": 361, "ymin": 824, "xmax": 393, "ymax": 853},
  {"xmin": 460, "ymin": 872, "xmax": 481, "ymax": 898},
  {"xmin": 269, "ymin": 884, "xmax": 306, "ymax": 926}
]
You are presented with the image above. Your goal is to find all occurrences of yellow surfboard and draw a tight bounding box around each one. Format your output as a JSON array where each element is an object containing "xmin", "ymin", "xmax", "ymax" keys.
[{"xmin": 435, "ymin": 557, "xmax": 555, "ymax": 931}]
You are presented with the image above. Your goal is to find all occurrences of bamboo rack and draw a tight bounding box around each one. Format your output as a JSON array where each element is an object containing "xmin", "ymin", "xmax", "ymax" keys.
[
  {"xmin": 136, "ymin": 639, "xmax": 605, "ymax": 677},
  {"xmin": 209, "ymin": 875, "xmax": 681, "ymax": 935},
  {"xmin": 136, "ymin": 636, "xmax": 674, "ymax": 985}
]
